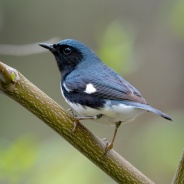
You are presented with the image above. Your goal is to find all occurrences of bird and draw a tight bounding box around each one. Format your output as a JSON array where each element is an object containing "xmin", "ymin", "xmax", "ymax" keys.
[{"xmin": 39, "ymin": 39, "xmax": 172, "ymax": 152}]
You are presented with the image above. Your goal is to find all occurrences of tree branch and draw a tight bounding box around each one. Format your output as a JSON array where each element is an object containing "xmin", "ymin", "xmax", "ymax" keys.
[
  {"xmin": 0, "ymin": 61, "xmax": 155, "ymax": 184},
  {"xmin": 172, "ymin": 150, "xmax": 184, "ymax": 184}
]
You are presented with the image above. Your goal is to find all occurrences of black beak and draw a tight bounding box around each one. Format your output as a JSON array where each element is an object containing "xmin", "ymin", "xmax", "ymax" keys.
[{"xmin": 39, "ymin": 43, "xmax": 56, "ymax": 52}]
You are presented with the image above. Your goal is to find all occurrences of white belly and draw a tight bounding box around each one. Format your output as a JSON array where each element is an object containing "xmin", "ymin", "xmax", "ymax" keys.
[
  {"xmin": 67, "ymin": 100, "xmax": 145, "ymax": 125},
  {"xmin": 60, "ymin": 85, "xmax": 145, "ymax": 125}
]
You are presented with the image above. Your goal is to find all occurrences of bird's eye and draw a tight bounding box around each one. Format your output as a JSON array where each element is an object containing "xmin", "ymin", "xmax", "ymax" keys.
[{"xmin": 63, "ymin": 47, "xmax": 72, "ymax": 55}]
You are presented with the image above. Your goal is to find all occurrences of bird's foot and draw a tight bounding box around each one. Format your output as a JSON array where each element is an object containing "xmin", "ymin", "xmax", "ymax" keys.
[
  {"xmin": 71, "ymin": 121, "xmax": 78, "ymax": 133},
  {"xmin": 103, "ymin": 121, "xmax": 121, "ymax": 156},
  {"xmin": 67, "ymin": 108, "xmax": 103, "ymax": 132},
  {"xmin": 67, "ymin": 109, "xmax": 79, "ymax": 133},
  {"xmin": 67, "ymin": 108, "xmax": 77, "ymax": 118},
  {"xmin": 101, "ymin": 138, "xmax": 113, "ymax": 156}
]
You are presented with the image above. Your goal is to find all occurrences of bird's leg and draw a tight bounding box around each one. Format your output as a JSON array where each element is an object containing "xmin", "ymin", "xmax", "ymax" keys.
[
  {"xmin": 72, "ymin": 114, "xmax": 102, "ymax": 132},
  {"xmin": 67, "ymin": 108, "xmax": 103, "ymax": 132},
  {"xmin": 104, "ymin": 121, "xmax": 121, "ymax": 154},
  {"xmin": 67, "ymin": 108, "xmax": 102, "ymax": 120},
  {"xmin": 67, "ymin": 108, "xmax": 79, "ymax": 132},
  {"xmin": 74, "ymin": 114, "xmax": 102, "ymax": 121}
]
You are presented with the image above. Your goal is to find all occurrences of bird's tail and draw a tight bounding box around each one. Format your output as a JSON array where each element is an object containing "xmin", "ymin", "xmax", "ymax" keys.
[
  {"xmin": 124, "ymin": 101, "xmax": 172, "ymax": 121},
  {"xmin": 143, "ymin": 105, "xmax": 172, "ymax": 121}
]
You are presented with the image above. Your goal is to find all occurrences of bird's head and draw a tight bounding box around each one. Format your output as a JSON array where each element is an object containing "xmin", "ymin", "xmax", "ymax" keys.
[{"xmin": 39, "ymin": 39, "xmax": 99, "ymax": 76}]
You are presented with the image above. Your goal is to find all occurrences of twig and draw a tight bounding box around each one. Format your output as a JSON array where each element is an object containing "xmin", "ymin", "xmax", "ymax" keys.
[
  {"xmin": 172, "ymin": 150, "xmax": 184, "ymax": 184},
  {"xmin": 0, "ymin": 61, "xmax": 155, "ymax": 184}
]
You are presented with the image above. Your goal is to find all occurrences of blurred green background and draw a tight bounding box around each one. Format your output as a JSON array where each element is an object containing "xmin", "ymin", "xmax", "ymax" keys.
[{"xmin": 0, "ymin": 0, "xmax": 184, "ymax": 184}]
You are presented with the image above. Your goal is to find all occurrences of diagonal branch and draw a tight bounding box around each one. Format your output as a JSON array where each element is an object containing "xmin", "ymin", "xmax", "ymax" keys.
[
  {"xmin": 0, "ymin": 61, "xmax": 155, "ymax": 184},
  {"xmin": 172, "ymin": 150, "xmax": 184, "ymax": 184}
]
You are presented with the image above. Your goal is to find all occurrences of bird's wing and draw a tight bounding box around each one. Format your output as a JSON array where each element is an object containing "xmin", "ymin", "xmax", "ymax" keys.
[{"xmin": 64, "ymin": 73, "xmax": 148, "ymax": 104}]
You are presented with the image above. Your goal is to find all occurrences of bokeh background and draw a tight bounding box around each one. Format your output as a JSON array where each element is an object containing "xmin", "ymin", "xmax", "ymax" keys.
[{"xmin": 0, "ymin": 0, "xmax": 184, "ymax": 184}]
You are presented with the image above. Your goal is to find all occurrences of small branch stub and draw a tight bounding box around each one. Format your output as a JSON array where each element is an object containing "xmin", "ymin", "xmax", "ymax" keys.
[{"xmin": 0, "ymin": 62, "xmax": 19, "ymax": 85}]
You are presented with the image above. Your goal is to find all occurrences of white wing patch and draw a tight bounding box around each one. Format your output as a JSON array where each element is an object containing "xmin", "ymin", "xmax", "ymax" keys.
[{"xmin": 84, "ymin": 83, "xmax": 97, "ymax": 94}]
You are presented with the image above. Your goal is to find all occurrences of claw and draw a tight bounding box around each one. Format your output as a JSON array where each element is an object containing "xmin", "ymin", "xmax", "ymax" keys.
[
  {"xmin": 67, "ymin": 108, "xmax": 103, "ymax": 134},
  {"xmin": 101, "ymin": 138, "xmax": 108, "ymax": 143},
  {"xmin": 67, "ymin": 108, "xmax": 77, "ymax": 118},
  {"xmin": 104, "ymin": 142, "xmax": 113, "ymax": 156},
  {"xmin": 67, "ymin": 109, "xmax": 79, "ymax": 133},
  {"xmin": 71, "ymin": 121, "xmax": 78, "ymax": 133},
  {"xmin": 101, "ymin": 138, "xmax": 113, "ymax": 156}
]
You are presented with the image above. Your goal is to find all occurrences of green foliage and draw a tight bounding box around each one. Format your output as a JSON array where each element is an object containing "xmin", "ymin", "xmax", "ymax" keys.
[
  {"xmin": 0, "ymin": 136, "xmax": 38, "ymax": 184},
  {"xmin": 96, "ymin": 21, "xmax": 136, "ymax": 75},
  {"xmin": 29, "ymin": 139, "xmax": 111, "ymax": 184},
  {"xmin": 128, "ymin": 112, "xmax": 184, "ymax": 183},
  {"xmin": 170, "ymin": 0, "xmax": 184, "ymax": 38},
  {"xmin": 0, "ymin": 137, "xmax": 115, "ymax": 184}
]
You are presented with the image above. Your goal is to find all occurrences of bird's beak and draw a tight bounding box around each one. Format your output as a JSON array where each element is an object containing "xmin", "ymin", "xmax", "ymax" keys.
[{"xmin": 39, "ymin": 43, "xmax": 56, "ymax": 52}]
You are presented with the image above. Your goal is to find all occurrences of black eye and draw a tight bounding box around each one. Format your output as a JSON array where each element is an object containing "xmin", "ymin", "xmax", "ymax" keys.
[{"xmin": 63, "ymin": 47, "xmax": 72, "ymax": 55}]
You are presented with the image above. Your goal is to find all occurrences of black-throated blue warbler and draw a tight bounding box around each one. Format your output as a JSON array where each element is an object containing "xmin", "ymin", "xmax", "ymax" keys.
[{"xmin": 39, "ymin": 39, "xmax": 172, "ymax": 152}]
